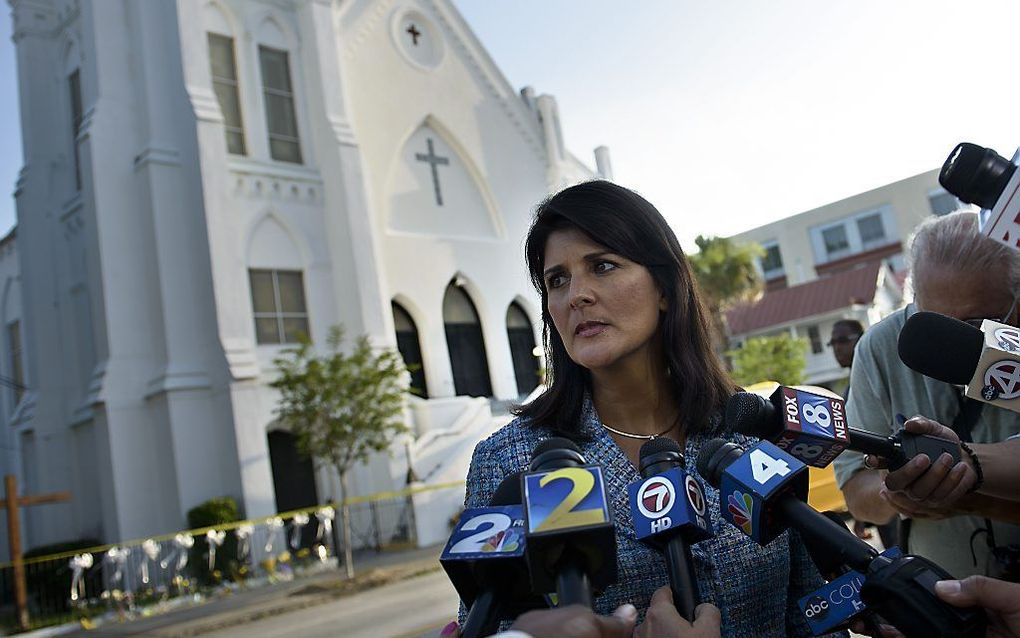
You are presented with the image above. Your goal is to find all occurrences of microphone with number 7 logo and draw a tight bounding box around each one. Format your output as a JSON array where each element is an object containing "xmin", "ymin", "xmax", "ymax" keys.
[
  {"xmin": 441, "ymin": 472, "xmax": 543, "ymax": 638},
  {"xmin": 627, "ymin": 438, "xmax": 712, "ymax": 621},
  {"xmin": 522, "ymin": 437, "xmax": 616, "ymax": 609}
]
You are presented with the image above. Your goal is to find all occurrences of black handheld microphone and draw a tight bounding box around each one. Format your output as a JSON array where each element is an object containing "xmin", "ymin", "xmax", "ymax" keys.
[
  {"xmin": 727, "ymin": 390, "xmax": 959, "ymax": 470},
  {"xmin": 900, "ymin": 310, "xmax": 1020, "ymax": 415},
  {"xmin": 697, "ymin": 438, "xmax": 877, "ymax": 571},
  {"xmin": 626, "ymin": 438, "xmax": 712, "ymax": 620},
  {"xmin": 522, "ymin": 437, "xmax": 617, "ymax": 608},
  {"xmin": 698, "ymin": 438, "xmax": 987, "ymax": 638},
  {"xmin": 440, "ymin": 473, "xmax": 539, "ymax": 638}
]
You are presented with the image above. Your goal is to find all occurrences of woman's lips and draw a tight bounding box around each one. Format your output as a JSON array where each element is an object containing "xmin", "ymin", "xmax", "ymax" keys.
[{"xmin": 575, "ymin": 322, "xmax": 608, "ymax": 337}]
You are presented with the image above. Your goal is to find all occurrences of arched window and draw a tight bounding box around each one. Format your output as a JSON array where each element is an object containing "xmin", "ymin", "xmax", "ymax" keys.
[
  {"xmin": 506, "ymin": 303, "xmax": 539, "ymax": 396},
  {"xmin": 443, "ymin": 283, "xmax": 492, "ymax": 397},
  {"xmin": 392, "ymin": 301, "xmax": 427, "ymax": 398}
]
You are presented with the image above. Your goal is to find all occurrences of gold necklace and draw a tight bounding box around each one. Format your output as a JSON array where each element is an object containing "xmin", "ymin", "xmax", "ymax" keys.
[{"xmin": 600, "ymin": 421, "xmax": 676, "ymax": 440}]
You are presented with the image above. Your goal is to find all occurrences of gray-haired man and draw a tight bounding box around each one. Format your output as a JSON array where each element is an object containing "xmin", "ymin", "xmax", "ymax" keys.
[{"xmin": 833, "ymin": 211, "xmax": 1020, "ymax": 578}]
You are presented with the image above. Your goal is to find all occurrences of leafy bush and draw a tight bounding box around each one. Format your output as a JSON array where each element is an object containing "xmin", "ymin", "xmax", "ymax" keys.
[{"xmin": 186, "ymin": 497, "xmax": 240, "ymax": 585}]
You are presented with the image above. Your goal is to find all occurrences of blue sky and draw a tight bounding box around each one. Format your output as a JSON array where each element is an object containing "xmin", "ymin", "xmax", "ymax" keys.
[{"xmin": 2, "ymin": 2, "xmax": 1020, "ymax": 248}]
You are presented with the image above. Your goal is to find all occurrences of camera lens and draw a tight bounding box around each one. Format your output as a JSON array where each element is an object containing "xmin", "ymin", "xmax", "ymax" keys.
[{"xmin": 939, "ymin": 142, "xmax": 1016, "ymax": 209}]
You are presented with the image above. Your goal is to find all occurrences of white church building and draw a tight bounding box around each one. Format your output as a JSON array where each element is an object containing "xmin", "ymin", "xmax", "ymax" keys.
[{"xmin": 5, "ymin": 0, "xmax": 610, "ymax": 553}]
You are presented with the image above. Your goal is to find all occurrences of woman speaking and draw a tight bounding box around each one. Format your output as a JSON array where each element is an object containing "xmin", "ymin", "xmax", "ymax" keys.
[{"xmin": 461, "ymin": 181, "xmax": 839, "ymax": 637}]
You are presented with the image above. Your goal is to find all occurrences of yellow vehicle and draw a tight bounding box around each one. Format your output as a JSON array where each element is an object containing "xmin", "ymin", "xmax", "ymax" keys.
[{"xmin": 742, "ymin": 382, "xmax": 848, "ymax": 513}]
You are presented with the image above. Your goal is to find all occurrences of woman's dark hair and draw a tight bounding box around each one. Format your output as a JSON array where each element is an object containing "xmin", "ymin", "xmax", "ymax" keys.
[{"xmin": 516, "ymin": 180, "xmax": 735, "ymax": 436}]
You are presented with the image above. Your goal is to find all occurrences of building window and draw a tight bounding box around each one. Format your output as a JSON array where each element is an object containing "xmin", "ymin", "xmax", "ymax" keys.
[
  {"xmin": 69, "ymin": 70, "xmax": 83, "ymax": 191},
  {"xmin": 760, "ymin": 241, "xmax": 784, "ymax": 278},
  {"xmin": 929, "ymin": 190, "xmax": 962, "ymax": 216},
  {"xmin": 208, "ymin": 33, "xmax": 246, "ymax": 155},
  {"xmin": 856, "ymin": 213, "xmax": 886, "ymax": 247},
  {"xmin": 258, "ymin": 46, "xmax": 302, "ymax": 164},
  {"xmin": 821, "ymin": 225, "xmax": 850, "ymax": 258},
  {"xmin": 806, "ymin": 324, "xmax": 823, "ymax": 354},
  {"xmin": 249, "ymin": 269, "xmax": 309, "ymax": 344},
  {"xmin": 8, "ymin": 321, "xmax": 23, "ymax": 405}
]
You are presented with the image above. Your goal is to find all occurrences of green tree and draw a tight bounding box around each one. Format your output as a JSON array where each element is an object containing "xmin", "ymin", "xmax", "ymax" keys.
[
  {"xmin": 728, "ymin": 334, "xmax": 807, "ymax": 386},
  {"xmin": 271, "ymin": 326, "xmax": 409, "ymax": 578},
  {"xmin": 688, "ymin": 235, "xmax": 764, "ymax": 348}
]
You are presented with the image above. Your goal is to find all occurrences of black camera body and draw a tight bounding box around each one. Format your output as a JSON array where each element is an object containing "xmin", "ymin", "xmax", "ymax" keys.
[{"xmin": 940, "ymin": 143, "xmax": 1020, "ymax": 249}]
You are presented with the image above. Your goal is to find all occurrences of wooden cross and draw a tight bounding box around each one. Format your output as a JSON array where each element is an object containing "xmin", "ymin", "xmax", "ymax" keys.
[
  {"xmin": 2, "ymin": 474, "xmax": 71, "ymax": 630},
  {"xmin": 414, "ymin": 138, "xmax": 450, "ymax": 206},
  {"xmin": 406, "ymin": 24, "xmax": 422, "ymax": 46}
]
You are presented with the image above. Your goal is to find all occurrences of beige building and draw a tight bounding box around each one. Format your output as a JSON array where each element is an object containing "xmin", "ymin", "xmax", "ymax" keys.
[{"xmin": 727, "ymin": 169, "xmax": 969, "ymax": 388}]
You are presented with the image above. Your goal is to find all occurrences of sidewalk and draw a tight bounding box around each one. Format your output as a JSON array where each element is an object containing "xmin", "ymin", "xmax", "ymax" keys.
[{"xmin": 50, "ymin": 543, "xmax": 445, "ymax": 638}]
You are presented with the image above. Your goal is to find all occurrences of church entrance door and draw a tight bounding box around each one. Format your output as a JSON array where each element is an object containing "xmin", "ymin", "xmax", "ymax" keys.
[
  {"xmin": 267, "ymin": 430, "xmax": 320, "ymax": 549},
  {"xmin": 392, "ymin": 301, "xmax": 428, "ymax": 398},
  {"xmin": 506, "ymin": 303, "xmax": 540, "ymax": 396},
  {"xmin": 443, "ymin": 283, "xmax": 493, "ymax": 397}
]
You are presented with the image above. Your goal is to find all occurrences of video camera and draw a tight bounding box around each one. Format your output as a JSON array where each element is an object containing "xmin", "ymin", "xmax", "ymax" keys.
[{"xmin": 940, "ymin": 142, "xmax": 1020, "ymax": 249}]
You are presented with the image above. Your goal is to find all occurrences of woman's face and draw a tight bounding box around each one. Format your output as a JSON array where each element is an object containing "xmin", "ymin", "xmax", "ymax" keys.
[{"xmin": 542, "ymin": 227, "xmax": 666, "ymax": 373}]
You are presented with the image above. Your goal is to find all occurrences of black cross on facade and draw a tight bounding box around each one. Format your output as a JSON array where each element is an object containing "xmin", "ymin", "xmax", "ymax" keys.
[
  {"xmin": 406, "ymin": 24, "xmax": 422, "ymax": 46},
  {"xmin": 415, "ymin": 138, "xmax": 449, "ymax": 206}
]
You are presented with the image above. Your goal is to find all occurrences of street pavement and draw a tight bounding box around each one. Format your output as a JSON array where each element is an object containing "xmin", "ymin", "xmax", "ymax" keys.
[
  {"xmin": 57, "ymin": 544, "xmax": 448, "ymax": 638},
  {"xmin": 200, "ymin": 569, "xmax": 457, "ymax": 638}
]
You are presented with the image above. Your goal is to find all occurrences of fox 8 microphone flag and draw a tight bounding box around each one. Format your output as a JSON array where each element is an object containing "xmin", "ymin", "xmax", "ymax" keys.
[{"xmin": 769, "ymin": 386, "xmax": 849, "ymax": 468}]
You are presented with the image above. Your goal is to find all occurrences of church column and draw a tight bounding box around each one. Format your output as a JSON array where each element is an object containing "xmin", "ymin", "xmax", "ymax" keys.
[
  {"xmin": 8, "ymin": 0, "xmax": 82, "ymax": 546},
  {"xmin": 126, "ymin": 0, "xmax": 246, "ymax": 530},
  {"xmin": 296, "ymin": 0, "xmax": 394, "ymax": 348},
  {"xmin": 175, "ymin": 0, "xmax": 274, "ymax": 522}
]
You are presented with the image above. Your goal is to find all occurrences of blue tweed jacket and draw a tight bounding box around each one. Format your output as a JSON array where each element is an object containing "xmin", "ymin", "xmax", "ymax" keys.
[{"xmin": 463, "ymin": 397, "xmax": 847, "ymax": 637}]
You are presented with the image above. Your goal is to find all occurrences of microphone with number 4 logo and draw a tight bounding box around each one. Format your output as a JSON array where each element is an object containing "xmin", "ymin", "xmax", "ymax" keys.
[
  {"xmin": 727, "ymin": 388, "xmax": 959, "ymax": 471},
  {"xmin": 698, "ymin": 438, "xmax": 987, "ymax": 638},
  {"xmin": 441, "ymin": 472, "xmax": 540, "ymax": 638},
  {"xmin": 626, "ymin": 438, "xmax": 712, "ymax": 621},
  {"xmin": 522, "ymin": 437, "xmax": 617, "ymax": 609}
]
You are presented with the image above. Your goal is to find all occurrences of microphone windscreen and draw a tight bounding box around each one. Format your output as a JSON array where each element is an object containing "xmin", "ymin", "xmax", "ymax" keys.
[
  {"xmin": 726, "ymin": 392, "xmax": 776, "ymax": 437},
  {"xmin": 898, "ymin": 311, "xmax": 983, "ymax": 385},
  {"xmin": 489, "ymin": 472, "xmax": 523, "ymax": 506},
  {"xmin": 638, "ymin": 437, "xmax": 682, "ymax": 458},
  {"xmin": 696, "ymin": 438, "xmax": 736, "ymax": 488}
]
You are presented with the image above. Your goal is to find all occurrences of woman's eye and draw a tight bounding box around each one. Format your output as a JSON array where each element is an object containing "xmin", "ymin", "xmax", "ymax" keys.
[
  {"xmin": 547, "ymin": 274, "xmax": 567, "ymax": 289},
  {"xmin": 594, "ymin": 261, "xmax": 617, "ymax": 274}
]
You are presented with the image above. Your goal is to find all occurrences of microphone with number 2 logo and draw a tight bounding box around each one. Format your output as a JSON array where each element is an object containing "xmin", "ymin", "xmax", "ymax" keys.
[
  {"xmin": 441, "ymin": 472, "xmax": 537, "ymax": 638},
  {"xmin": 522, "ymin": 437, "xmax": 617, "ymax": 609}
]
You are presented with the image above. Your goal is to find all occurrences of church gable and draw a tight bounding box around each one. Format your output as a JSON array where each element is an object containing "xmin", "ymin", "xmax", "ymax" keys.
[{"xmin": 387, "ymin": 122, "xmax": 501, "ymax": 239}]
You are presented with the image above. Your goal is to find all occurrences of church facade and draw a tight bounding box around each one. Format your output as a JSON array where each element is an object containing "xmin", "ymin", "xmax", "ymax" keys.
[{"xmin": 7, "ymin": 0, "xmax": 607, "ymax": 549}]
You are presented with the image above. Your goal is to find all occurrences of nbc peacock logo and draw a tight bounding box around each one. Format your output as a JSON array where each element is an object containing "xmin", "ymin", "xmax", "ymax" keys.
[{"xmin": 727, "ymin": 491, "xmax": 754, "ymax": 535}]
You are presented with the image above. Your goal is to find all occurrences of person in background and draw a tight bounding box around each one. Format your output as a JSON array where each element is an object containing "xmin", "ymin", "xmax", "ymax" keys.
[
  {"xmin": 828, "ymin": 319, "xmax": 899, "ymax": 549},
  {"xmin": 833, "ymin": 212, "xmax": 1020, "ymax": 579}
]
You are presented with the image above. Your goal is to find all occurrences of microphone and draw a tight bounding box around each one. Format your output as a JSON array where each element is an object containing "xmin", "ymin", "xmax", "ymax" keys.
[
  {"xmin": 939, "ymin": 142, "xmax": 1020, "ymax": 251},
  {"xmin": 698, "ymin": 438, "xmax": 987, "ymax": 638},
  {"xmin": 727, "ymin": 389, "xmax": 959, "ymax": 471},
  {"xmin": 726, "ymin": 387, "xmax": 850, "ymax": 467},
  {"xmin": 696, "ymin": 438, "xmax": 876, "ymax": 570},
  {"xmin": 522, "ymin": 437, "xmax": 616, "ymax": 608},
  {"xmin": 441, "ymin": 473, "xmax": 539, "ymax": 638},
  {"xmin": 798, "ymin": 547, "xmax": 902, "ymax": 636},
  {"xmin": 626, "ymin": 438, "xmax": 712, "ymax": 620},
  {"xmin": 899, "ymin": 310, "xmax": 1020, "ymax": 412}
]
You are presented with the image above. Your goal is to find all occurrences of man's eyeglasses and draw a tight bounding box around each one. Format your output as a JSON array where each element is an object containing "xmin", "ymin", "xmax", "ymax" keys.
[
  {"xmin": 961, "ymin": 296, "xmax": 1019, "ymax": 330},
  {"xmin": 827, "ymin": 335, "xmax": 860, "ymax": 347}
]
